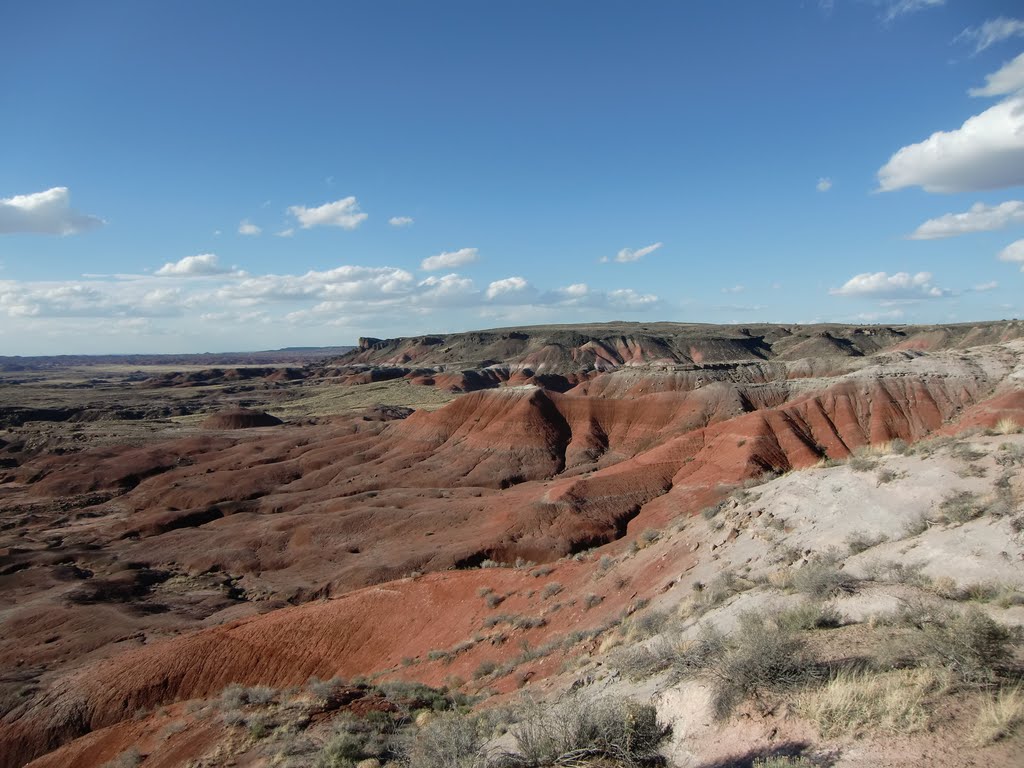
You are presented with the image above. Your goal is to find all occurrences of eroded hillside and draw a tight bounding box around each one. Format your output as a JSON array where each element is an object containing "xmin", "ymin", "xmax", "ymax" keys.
[{"xmin": 1, "ymin": 322, "xmax": 1023, "ymax": 767}]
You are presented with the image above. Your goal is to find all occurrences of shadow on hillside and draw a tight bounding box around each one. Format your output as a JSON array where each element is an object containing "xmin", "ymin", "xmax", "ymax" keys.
[{"xmin": 697, "ymin": 741, "xmax": 839, "ymax": 767}]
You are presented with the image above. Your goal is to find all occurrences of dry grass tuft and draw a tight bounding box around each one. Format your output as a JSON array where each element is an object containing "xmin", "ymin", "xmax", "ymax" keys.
[
  {"xmin": 798, "ymin": 668, "xmax": 945, "ymax": 737},
  {"xmin": 995, "ymin": 418, "xmax": 1022, "ymax": 436},
  {"xmin": 973, "ymin": 686, "xmax": 1024, "ymax": 745}
]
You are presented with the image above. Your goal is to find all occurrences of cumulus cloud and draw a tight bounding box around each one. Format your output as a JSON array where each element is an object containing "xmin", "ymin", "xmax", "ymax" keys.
[
  {"xmin": 276, "ymin": 228, "xmax": 295, "ymax": 238},
  {"xmin": 421, "ymin": 247, "xmax": 479, "ymax": 271},
  {"xmin": 830, "ymin": 271, "xmax": 950, "ymax": 299},
  {"xmin": 721, "ymin": 285, "xmax": 745, "ymax": 294},
  {"xmin": 877, "ymin": 96, "xmax": 1024, "ymax": 193},
  {"xmin": 0, "ymin": 187, "xmax": 104, "ymax": 235},
  {"xmin": 999, "ymin": 239, "xmax": 1024, "ymax": 269},
  {"xmin": 881, "ymin": 0, "xmax": 943, "ymax": 23},
  {"xmin": 417, "ymin": 273, "xmax": 476, "ymax": 302},
  {"xmin": 909, "ymin": 200, "xmax": 1024, "ymax": 239},
  {"xmin": 238, "ymin": 219, "xmax": 262, "ymax": 236},
  {"xmin": 486, "ymin": 276, "xmax": 530, "ymax": 300},
  {"xmin": 957, "ymin": 17, "xmax": 1024, "ymax": 54},
  {"xmin": 217, "ymin": 265, "xmax": 415, "ymax": 303},
  {"xmin": 287, "ymin": 196, "xmax": 367, "ymax": 230},
  {"xmin": 155, "ymin": 253, "xmax": 234, "ymax": 277},
  {"xmin": 816, "ymin": 177, "xmax": 833, "ymax": 192},
  {"xmin": 604, "ymin": 242, "xmax": 663, "ymax": 264},
  {"xmin": 969, "ymin": 52, "xmax": 1024, "ymax": 98},
  {"xmin": 389, "ymin": 216, "xmax": 414, "ymax": 227}
]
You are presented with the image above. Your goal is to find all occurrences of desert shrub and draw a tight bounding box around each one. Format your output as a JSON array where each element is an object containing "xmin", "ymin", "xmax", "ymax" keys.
[
  {"xmin": 485, "ymin": 593, "xmax": 505, "ymax": 609},
  {"xmin": 675, "ymin": 612, "xmax": 813, "ymax": 719},
  {"xmin": 692, "ymin": 569, "xmax": 746, "ymax": 613},
  {"xmin": 541, "ymin": 582, "xmax": 563, "ymax": 599},
  {"xmin": 790, "ymin": 551, "xmax": 856, "ymax": 598},
  {"xmin": 951, "ymin": 442, "xmax": 986, "ymax": 462},
  {"xmin": 846, "ymin": 530, "xmax": 887, "ymax": 555},
  {"xmin": 973, "ymin": 685, "xmax": 1024, "ymax": 745},
  {"xmin": 848, "ymin": 455, "xmax": 878, "ymax": 472},
  {"xmin": 598, "ymin": 555, "xmax": 615, "ymax": 573},
  {"xmin": 473, "ymin": 660, "xmax": 498, "ymax": 680},
  {"xmin": 316, "ymin": 713, "xmax": 398, "ymax": 767},
  {"xmin": 530, "ymin": 565, "xmax": 554, "ymax": 578},
  {"xmin": 798, "ymin": 668, "xmax": 941, "ymax": 737},
  {"xmin": 640, "ymin": 528, "xmax": 661, "ymax": 544},
  {"xmin": 938, "ymin": 491, "xmax": 987, "ymax": 525},
  {"xmin": 777, "ymin": 601, "xmax": 843, "ymax": 631},
  {"xmin": 889, "ymin": 438, "xmax": 910, "ymax": 454},
  {"xmin": 584, "ymin": 593, "xmax": 603, "ymax": 610},
  {"xmin": 401, "ymin": 711, "xmax": 493, "ymax": 768},
  {"xmin": 511, "ymin": 615, "xmax": 546, "ymax": 630},
  {"xmin": 219, "ymin": 683, "xmax": 277, "ymax": 709},
  {"xmin": 883, "ymin": 606, "xmax": 1013, "ymax": 684},
  {"xmin": 509, "ymin": 694, "xmax": 664, "ymax": 767},
  {"xmin": 902, "ymin": 512, "xmax": 931, "ymax": 537},
  {"xmin": 610, "ymin": 638, "xmax": 677, "ymax": 680},
  {"xmin": 876, "ymin": 468, "xmax": 897, "ymax": 484},
  {"xmin": 624, "ymin": 608, "xmax": 671, "ymax": 641},
  {"xmin": 862, "ymin": 558, "xmax": 929, "ymax": 587},
  {"xmin": 701, "ymin": 503, "xmax": 724, "ymax": 520}
]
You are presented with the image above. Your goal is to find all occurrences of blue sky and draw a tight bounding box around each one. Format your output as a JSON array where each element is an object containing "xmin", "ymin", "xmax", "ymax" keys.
[{"xmin": 2, "ymin": 0, "xmax": 1024, "ymax": 354}]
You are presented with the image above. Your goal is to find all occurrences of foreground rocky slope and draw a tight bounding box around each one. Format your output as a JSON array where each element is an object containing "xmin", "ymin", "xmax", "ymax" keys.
[{"xmin": 1, "ymin": 322, "xmax": 1023, "ymax": 767}]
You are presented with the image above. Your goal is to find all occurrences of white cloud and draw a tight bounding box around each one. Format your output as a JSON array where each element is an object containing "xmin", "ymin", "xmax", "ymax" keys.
[
  {"xmin": 606, "ymin": 288, "xmax": 659, "ymax": 309},
  {"xmin": 610, "ymin": 242, "xmax": 663, "ymax": 263},
  {"xmin": 969, "ymin": 52, "xmax": 1024, "ymax": 98},
  {"xmin": 721, "ymin": 284, "xmax": 745, "ymax": 294},
  {"xmin": 421, "ymin": 247, "xmax": 479, "ymax": 271},
  {"xmin": 417, "ymin": 273, "xmax": 476, "ymax": 302},
  {"xmin": 218, "ymin": 265, "xmax": 415, "ymax": 303},
  {"xmin": 816, "ymin": 177, "xmax": 833, "ymax": 192},
  {"xmin": 486, "ymin": 276, "xmax": 530, "ymax": 300},
  {"xmin": 287, "ymin": 196, "xmax": 367, "ymax": 230},
  {"xmin": 830, "ymin": 271, "xmax": 950, "ymax": 299},
  {"xmin": 999, "ymin": 238, "xmax": 1024, "ymax": 269},
  {"xmin": 882, "ymin": 0, "xmax": 943, "ymax": 24},
  {"xmin": 389, "ymin": 216, "xmax": 414, "ymax": 227},
  {"xmin": 909, "ymin": 200, "xmax": 1024, "ymax": 239},
  {"xmin": 877, "ymin": 96, "xmax": 1024, "ymax": 193},
  {"xmin": 238, "ymin": 219, "xmax": 262, "ymax": 236},
  {"xmin": 276, "ymin": 228, "xmax": 295, "ymax": 238},
  {"xmin": 972, "ymin": 281, "xmax": 999, "ymax": 292},
  {"xmin": 156, "ymin": 254, "xmax": 232, "ymax": 277},
  {"xmin": 0, "ymin": 187, "xmax": 104, "ymax": 235},
  {"xmin": 957, "ymin": 17, "xmax": 1024, "ymax": 54}
]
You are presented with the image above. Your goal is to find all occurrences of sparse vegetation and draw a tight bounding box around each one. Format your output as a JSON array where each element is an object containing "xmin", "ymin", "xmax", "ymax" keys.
[
  {"xmin": 973, "ymin": 685, "xmax": 1024, "ymax": 745},
  {"xmin": 938, "ymin": 490, "xmax": 987, "ymax": 525},
  {"xmin": 541, "ymin": 582, "xmax": 563, "ymax": 599},
  {"xmin": 790, "ymin": 550, "xmax": 857, "ymax": 598},
  {"xmin": 508, "ymin": 694, "xmax": 664, "ymax": 767},
  {"xmin": 674, "ymin": 611, "xmax": 814, "ymax": 719},
  {"xmin": 845, "ymin": 530, "xmax": 888, "ymax": 555},
  {"xmin": 799, "ymin": 667, "xmax": 942, "ymax": 737},
  {"xmin": 777, "ymin": 601, "xmax": 843, "ymax": 631}
]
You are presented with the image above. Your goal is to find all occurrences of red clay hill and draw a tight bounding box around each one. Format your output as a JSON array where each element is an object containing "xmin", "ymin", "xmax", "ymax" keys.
[{"xmin": 2, "ymin": 321, "xmax": 1024, "ymax": 767}]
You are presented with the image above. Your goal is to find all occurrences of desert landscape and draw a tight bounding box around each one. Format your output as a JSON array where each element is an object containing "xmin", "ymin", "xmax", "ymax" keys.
[
  {"xmin": 6, "ymin": 2, "xmax": 1024, "ymax": 766},
  {"xmin": 1, "ymin": 321, "xmax": 1023, "ymax": 767}
]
